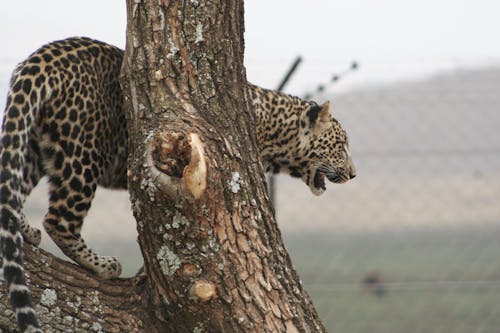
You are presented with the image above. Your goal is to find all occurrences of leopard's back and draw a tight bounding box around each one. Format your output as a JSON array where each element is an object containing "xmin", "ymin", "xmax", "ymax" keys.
[{"xmin": 0, "ymin": 37, "xmax": 127, "ymax": 332}]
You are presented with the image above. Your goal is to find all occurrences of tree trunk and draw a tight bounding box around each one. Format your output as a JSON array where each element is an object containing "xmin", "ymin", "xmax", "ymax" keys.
[
  {"xmin": 0, "ymin": 1, "xmax": 327, "ymax": 332},
  {"xmin": 120, "ymin": 1, "xmax": 326, "ymax": 331}
]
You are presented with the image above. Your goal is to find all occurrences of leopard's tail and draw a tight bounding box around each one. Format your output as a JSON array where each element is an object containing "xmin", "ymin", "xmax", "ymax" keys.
[{"xmin": 1, "ymin": 61, "xmax": 45, "ymax": 332}]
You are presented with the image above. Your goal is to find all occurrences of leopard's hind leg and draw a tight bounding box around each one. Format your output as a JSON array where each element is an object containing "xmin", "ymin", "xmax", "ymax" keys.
[
  {"xmin": 18, "ymin": 138, "xmax": 45, "ymax": 245},
  {"xmin": 43, "ymin": 176, "xmax": 122, "ymax": 278},
  {"xmin": 42, "ymin": 154, "xmax": 122, "ymax": 279}
]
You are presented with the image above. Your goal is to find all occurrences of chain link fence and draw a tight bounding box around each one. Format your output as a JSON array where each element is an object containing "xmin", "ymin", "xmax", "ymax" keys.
[
  {"xmin": 2, "ymin": 58, "xmax": 500, "ymax": 332},
  {"xmin": 276, "ymin": 65, "xmax": 500, "ymax": 333}
]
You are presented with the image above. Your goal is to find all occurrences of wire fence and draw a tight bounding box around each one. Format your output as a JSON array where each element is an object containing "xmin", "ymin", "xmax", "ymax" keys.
[
  {"xmin": 2, "ymin": 58, "xmax": 500, "ymax": 332},
  {"xmin": 276, "ymin": 65, "xmax": 500, "ymax": 333}
]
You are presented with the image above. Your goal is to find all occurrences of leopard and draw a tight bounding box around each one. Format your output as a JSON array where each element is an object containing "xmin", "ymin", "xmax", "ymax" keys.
[{"xmin": 0, "ymin": 37, "xmax": 355, "ymax": 332}]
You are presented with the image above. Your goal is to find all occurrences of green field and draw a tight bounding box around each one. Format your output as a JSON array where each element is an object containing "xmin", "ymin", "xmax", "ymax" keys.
[
  {"xmin": 308, "ymin": 288, "xmax": 500, "ymax": 333},
  {"xmin": 283, "ymin": 225, "xmax": 500, "ymax": 333}
]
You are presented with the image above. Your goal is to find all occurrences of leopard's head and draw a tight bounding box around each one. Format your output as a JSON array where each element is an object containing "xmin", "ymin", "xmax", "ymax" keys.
[{"xmin": 296, "ymin": 101, "xmax": 356, "ymax": 195}]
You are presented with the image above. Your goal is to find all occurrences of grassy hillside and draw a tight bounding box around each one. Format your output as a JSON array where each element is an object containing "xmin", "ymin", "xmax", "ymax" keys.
[{"xmin": 283, "ymin": 226, "xmax": 500, "ymax": 333}]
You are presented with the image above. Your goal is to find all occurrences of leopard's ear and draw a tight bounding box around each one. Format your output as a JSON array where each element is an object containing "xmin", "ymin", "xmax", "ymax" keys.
[
  {"xmin": 319, "ymin": 101, "xmax": 330, "ymax": 122},
  {"xmin": 305, "ymin": 101, "xmax": 330, "ymax": 134}
]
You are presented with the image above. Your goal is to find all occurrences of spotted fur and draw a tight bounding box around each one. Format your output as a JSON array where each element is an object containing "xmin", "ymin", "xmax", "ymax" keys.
[
  {"xmin": 249, "ymin": 84, "xmax": 356, "ymax": 195},
  {"xmin": 0, "ymin": 37, "xmax": 355, "ymax": 332}
]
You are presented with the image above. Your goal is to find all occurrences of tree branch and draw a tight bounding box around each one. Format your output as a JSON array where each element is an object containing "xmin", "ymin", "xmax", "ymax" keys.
[{"xmin": 1, "ymin": 244, "xmax": 149, "ymax": 332}]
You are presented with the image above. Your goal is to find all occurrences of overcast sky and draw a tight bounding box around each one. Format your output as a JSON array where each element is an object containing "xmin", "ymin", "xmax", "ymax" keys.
[{"xmin": 1, "ymin": 0, "xmax": 499, "ymax": 96}]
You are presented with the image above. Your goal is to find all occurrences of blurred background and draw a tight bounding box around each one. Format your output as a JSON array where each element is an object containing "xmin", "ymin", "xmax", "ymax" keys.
[{"xmin": 1, "ymin": 1, "xmax": 500, "ymax": 332}]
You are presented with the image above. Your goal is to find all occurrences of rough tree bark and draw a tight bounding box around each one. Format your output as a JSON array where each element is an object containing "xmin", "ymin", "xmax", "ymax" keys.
[{"xmin": 0, "ymin": 1, "xmax": 327, "ymax": 332}]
